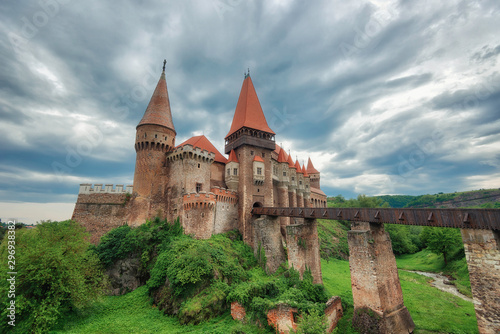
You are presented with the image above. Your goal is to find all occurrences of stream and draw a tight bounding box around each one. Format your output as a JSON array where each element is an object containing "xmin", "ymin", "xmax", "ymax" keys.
[{"xmin": 406, "ymin": 270, "xmax": 473, "ymax": 302}]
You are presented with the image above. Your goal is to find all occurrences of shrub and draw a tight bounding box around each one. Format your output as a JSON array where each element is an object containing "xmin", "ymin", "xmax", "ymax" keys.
[{"xmin": 0, "ymin": 220, "xmax": 108, "ymax": 333}]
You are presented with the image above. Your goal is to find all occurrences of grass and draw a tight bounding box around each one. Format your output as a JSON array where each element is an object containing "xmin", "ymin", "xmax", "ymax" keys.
[
  {"xmin": 321, "ymin": 258, "xmax": 478, "ymax": 334},
  {"xmin": 50, "ymin": 286, "xmax": 266, "ymax": 334},
  {"xmin": 396, "ymin": 248, "xmax": 472, "ymax": 297}
]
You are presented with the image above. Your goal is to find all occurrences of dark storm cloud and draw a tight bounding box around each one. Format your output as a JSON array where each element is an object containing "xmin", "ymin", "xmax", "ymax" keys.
[{"xmin": 0, "ymin": 0, "xmax": 499, "ymax": 223}]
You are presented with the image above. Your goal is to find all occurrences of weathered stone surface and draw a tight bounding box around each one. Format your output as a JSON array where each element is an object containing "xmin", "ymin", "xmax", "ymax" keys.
[
  {"xmin": 325, "ymin": 296, "xmax": 343, "ymax": 333},
  {"xmin": 106, "ymin": 256, "xmax": 143, "ymax": 296},
  {"xmin": 231, "ymin": 301, "xmax": 246, "ymax": 321},
  {"xmin": 348, "ymin": 222, "xmax": 414, "ymax": 334},
  {"xmin": 286, "ymin": 219, "xmax": 323, "ymax": 284},
  {"xmin": 461, "ymin": 228, "xmax": 500, "ymax": 334},
  {"xmin": 267, "ymin": 304, "xmax": 298, "ymax": 334},
  {"xmin": 252, "ymin": 216, "xmax": 286, "ymax": 273}
]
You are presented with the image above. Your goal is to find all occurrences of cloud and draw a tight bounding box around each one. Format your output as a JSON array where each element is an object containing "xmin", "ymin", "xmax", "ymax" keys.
[{"xmin": 0, "ymin": 0, "xmax": 499, "ymax": 222}]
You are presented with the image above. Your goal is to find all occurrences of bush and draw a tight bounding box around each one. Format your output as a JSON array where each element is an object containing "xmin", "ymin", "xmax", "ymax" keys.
[{"xmin": 0, "ymin": 220, "xmax": 108, "ymax": 333}]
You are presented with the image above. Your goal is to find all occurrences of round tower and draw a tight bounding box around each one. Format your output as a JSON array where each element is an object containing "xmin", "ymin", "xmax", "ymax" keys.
[{"xmin": 133, "ymin": 61, "xmax": 176, "ymax": 198}]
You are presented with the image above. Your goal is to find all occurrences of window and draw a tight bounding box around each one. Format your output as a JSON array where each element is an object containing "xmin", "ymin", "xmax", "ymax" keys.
[
  {"xmin": 262, "ymin": 153, "xmax": 265, "ymax": 158},
  {"xmin": 155, "ymin": 134, "xmax": 158, "ymax": 138},
  {"xmin": 198, "ymin": 163, "xmax": 201, "ymax": 168},
  {"xmin": 292, "ymin": 177, "xmax": 295, "ymax": 181},
  {"xmin": 250, "ymin": 150, "xmax": 254, "ymax": 155},
  {"xmin": 283, "ymin": 171, "xmax": 287, "ymax": 176},
  {"xmin": 233, "ymin": 168, "xmax": 238, "ymax": 176},
  {"xmin": 196, "ymin": 183, "xmax": 202, "ymax": 193},
  {"xmin": 144, "ymin": 133, "xmax": 147, "ymax": 138},
  {"xmin": 299, "ymin": 181, "xmax": 302, "ymax": 185},
  {"xmin": 257, "ymin": 167, "xmax": 262, "ymax": 175},
  {"xmin": 227, "ymin": 168, "xmax": 230, "ymax": 176},
  {"xmin": 165, "ymin": 136, "xmax": 167, "ymax": 140}
]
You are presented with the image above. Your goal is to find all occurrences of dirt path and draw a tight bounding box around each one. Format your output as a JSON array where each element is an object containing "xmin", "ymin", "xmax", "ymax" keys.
[{"xmin": 407, "ymin": 270, "xmax": 473, "ymax": 302}]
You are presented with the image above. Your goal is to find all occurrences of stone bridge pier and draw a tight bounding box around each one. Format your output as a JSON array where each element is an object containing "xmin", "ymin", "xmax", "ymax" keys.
[
  {"xmin": 461, "ymin": 228, "xmax": 500, "ymax": 334},
  {"xmin": 252, "ymin": 215, "xmax": 322, "ymax": 284},
  {"xmin": 348, "ymin": 221, "xmax": 415, "ymax": 334}
]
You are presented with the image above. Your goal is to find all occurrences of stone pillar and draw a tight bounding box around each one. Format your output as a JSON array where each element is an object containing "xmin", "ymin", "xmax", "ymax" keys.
[
  {"xmin": 278, "ymin": 186, "xmax": 290, "ymax": 228},
  {"xmin": 461, "ymin": 228, "xmax": 500, "ymax": 334},
  {"xmin": 286, "ymin": 219, "xmax": 323, "ymax": 284},
  {"xmin": 348, "ymin": 222, "xmax": 414, "ymax": 334},
  {"xmin": 253, "ymin": 215, "xmax": 286, "ymax": 273},
  {"xmin": 296, "ymin": 191, "xmax": 304, "ymax": 208}
]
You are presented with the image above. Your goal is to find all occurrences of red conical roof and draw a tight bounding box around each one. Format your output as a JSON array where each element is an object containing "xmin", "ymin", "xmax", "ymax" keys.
[
  {"xmin": 227, "ymin": 149, "xmax": 239, "ymax": 163},
  {"xmin": 302, "ymin": 164, "xmax": 309, "ymax": 177},
  {"xmin": 307, "ymin": 157, "xmax": 320, "ymax": 174},
  {"xmin": 225, "ymin": 75, "xmax": 275, "ymax": 138},
  {"xmin": 253, "ymin": 156, "xmax": 264, "ymax": 162},
  {"xmin": 295, "ymin": 160, "xmax": 303, "ymax": 173},
  {"xmin": 177, "ymin": 135, "xmax": 227, "ymax": 163},
  {"xmin": 138, "ymin": 69, "xmax": 176, "ymax": 133},
  {"xmin": 288, "ymin": 154, "xmax": 296, "ymax": 169},
  {"xmin": 277, "ymin": 148, "xmax": 287, "ymax": 163}
]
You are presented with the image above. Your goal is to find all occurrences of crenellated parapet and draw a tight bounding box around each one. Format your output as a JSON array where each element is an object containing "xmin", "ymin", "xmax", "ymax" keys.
[
  {"xmin": 211, "ymin": 186, "xmax": 238, "ymax": 204},
  {"xmin": 183, "ymin": 191, "xmax": 216, "ymax": 210},
  {"xmin": 78, "ymin": 184, "xmax": 133, "ymax": 194},
  {"xmin": 167, "ymin": 144, "xmax": 215, "ymax": 163}
]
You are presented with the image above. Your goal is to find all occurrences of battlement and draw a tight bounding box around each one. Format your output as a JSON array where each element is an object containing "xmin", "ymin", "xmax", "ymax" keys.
[
  {"xmin": 168, "ymin": 144, "xmax": 216, "ymax": 163},
  {"xmin": 211, "ymin": 186, "xmax": 238, "ymax": 204},
  {"xmin": 78, "ymin": 184, "xmax": 133, "ymax": 194},
  {"xmin": 183, "ymin": 191, "xmax": 216, "ymax": 210}
]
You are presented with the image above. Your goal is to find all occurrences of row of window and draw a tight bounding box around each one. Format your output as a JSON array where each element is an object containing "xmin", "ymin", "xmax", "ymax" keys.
[{"xmin": 227, "ymin": 168, "xmax": 238, "ymax": 176}]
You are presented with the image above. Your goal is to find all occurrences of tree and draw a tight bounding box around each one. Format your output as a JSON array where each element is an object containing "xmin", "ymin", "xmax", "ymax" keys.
[
  {"xmin": 293, "ymin": 308, "xmax": 328, "ymax": 334},
  {"xmin": 0, "ymin": 220, "xmax": 108, "ymax": 333},
  {"xmin": 420, "ymin": 227, "xmax": 462, "ymax": 265}
]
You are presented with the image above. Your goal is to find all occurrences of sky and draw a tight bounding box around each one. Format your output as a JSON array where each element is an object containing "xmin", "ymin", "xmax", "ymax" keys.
[{"xmin": 0, "ymin": 0, "xmax": 499, "ymax": 224}]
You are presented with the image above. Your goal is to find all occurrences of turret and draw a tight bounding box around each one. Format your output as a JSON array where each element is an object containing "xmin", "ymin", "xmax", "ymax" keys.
[
  {"xmin": 133, "ymin": 60, "xmax": 176, "ymax": 197},
  {"xmin": 226, "ymin": 149, "xmax": 239, "ymax": 191},
  {"xmin": 307, "ymin": 157, "xmax": 320, "ymax": 189}
]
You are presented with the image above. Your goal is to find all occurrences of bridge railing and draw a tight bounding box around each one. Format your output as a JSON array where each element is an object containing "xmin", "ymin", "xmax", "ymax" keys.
[{"xmin": 251, "ymin": 207, "xmax": 500, "ymax": 230}]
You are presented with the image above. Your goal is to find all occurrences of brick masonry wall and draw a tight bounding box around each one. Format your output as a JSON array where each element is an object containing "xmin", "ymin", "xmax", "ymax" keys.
[
  {"xmin": 267, "ymin": 304, "xmax": 298, "ymax": 334},
  {"xmin": 214, "ymin": 201, "xmax": 238, "ymax": 234},
  {"xmin": 231, "ymin": 301, "xmax": 246, "ymax": 321},
  {"xmin": 285, "ymin": 219, "xmax": 323, "ymax": 284},
  {"xmin": 72, "ymin": 193, "xmax": 129, "ymax": 244},
  {"xmin": 252, "ymin": 216, "xmax": 286, "ymax": 273},
  {"xmin": 325, "ymin": 296, "xmax": 343, "ymax": 333},
  {"xmin": 348, "ymin": 222, "xmax": 414, "ymax": 334},
  {"xmin": 461, "ymin": 228, "xmax": 500, "ymax": 334}
]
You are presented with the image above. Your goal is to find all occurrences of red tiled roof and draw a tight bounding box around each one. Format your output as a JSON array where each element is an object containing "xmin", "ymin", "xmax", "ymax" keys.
[
  {"xmin": 227, "ymin": 149, "xmax": 239, "ymax": 163},
  {"xmin": 295, "ymin": 160, "xmax": 303, "ymax": 173},
  {"xmin": 307, "ymin": 157, "xmax": 320, "ymax": 174},
  {"xmin": 287, "ymin": 154, "xmax": 295, "ymax": 169},
  {"xmin": 311, "ymin": 187, "xmax": 326, "ymax": 196},
  {"xmin": 253, "ymin": 155, "xmax": 264, "ymax": 162},
  {"xmin": 277, "ymin": 148, "xmax": 287, "ymax": 163},
  {"xmin": 138, "ymin": 71, "xmax": 176, "ymax": 133},
  {"xmin": 177, "ymin": 135, "xmax": 227, "ymax": 163},
  {"xmin": 225, "ymin": 75, "xmax": 275, "ymax": 138},
  {"xmin": 302, "ymin": 164, "xmax": 309, "ymax": 177}
]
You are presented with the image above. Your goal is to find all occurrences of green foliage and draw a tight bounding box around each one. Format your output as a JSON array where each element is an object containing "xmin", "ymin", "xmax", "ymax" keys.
[
  {"xmin": 293, "ymin": 308, "xmax": 328, "ymax": 334},
  {"xmin": 374, "ymin": 195, "xmax": 417, "ymax": 208},
  {"xmin": 91, "ymin": 217, "xmax": 184, "ymax": 270},
  {"xmin": 328, "ymin": 194, "xmax": 389, "ymax": 208},
  {"xmin": 420, "ymin": 227, "xmax": 463, "ymax": 265},
  {"xmin": 0, "ymin": 220, "xmax": 108, "ymax": 333},
  {"xmin": 256, "ymin": 241, "xmax": 267, "ymax": 271},
  {"xmin": 384, "ymin": 224, "xmax": 421, "ymax": 255},
  {"xmin": 317, "ymin": 219, "xmax": 349, "ymax": 259}
]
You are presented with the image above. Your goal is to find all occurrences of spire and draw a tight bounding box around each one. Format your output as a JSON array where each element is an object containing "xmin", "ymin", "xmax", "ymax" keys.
[
  {"xmin": 302, "ymin": 164, "xmax": 309, "ymax": 177},
  {"xmin": 227, "ymin": 149, "xmax": 239, "ymax": 163},
  {"xmin": 225, "ymin": 74, "xmax": 275, "ymax": 138},
  {"xmin": 137, "ymin": 61, "xmax": 176, "ymax": 133},
  {"xmin": 307, "ymin": 157, "xmax": 320, "ymax": 174},
  {"xmin": 295, "ymin": 160, "xmax": 303, "ymax": 173},
  {"xmin": 277, "ymin": 147, "xmax": 287, "ymax": 163},
  {"xmin": 288, "ymin": 154, "xmax": 296, "ymax": 169}
]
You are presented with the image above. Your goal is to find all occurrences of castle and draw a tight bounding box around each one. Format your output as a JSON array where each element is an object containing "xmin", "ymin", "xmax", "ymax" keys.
[{"xmin": 72, "ymin": 63, "xmax": 327, "ymax": 245}]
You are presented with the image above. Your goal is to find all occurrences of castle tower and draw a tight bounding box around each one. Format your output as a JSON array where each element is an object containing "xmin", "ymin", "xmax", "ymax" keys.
[
  {"xmin": 226, "ymin": 149, "xmax": 240, "ymax": 191},
  {"xmin": 307, "ymin": 157, "xmax": 320, "ymax": 189},
  {"xmin": 225, "ymin": 73, "xmax": 275, "ymax": 245},
  {"xmin": 133, "ymin": 61, "xmax": 176, "ymax": 199},
  {"xmin": 302, "ymin": 164, "xmax": 311, "ymax": 207}
]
